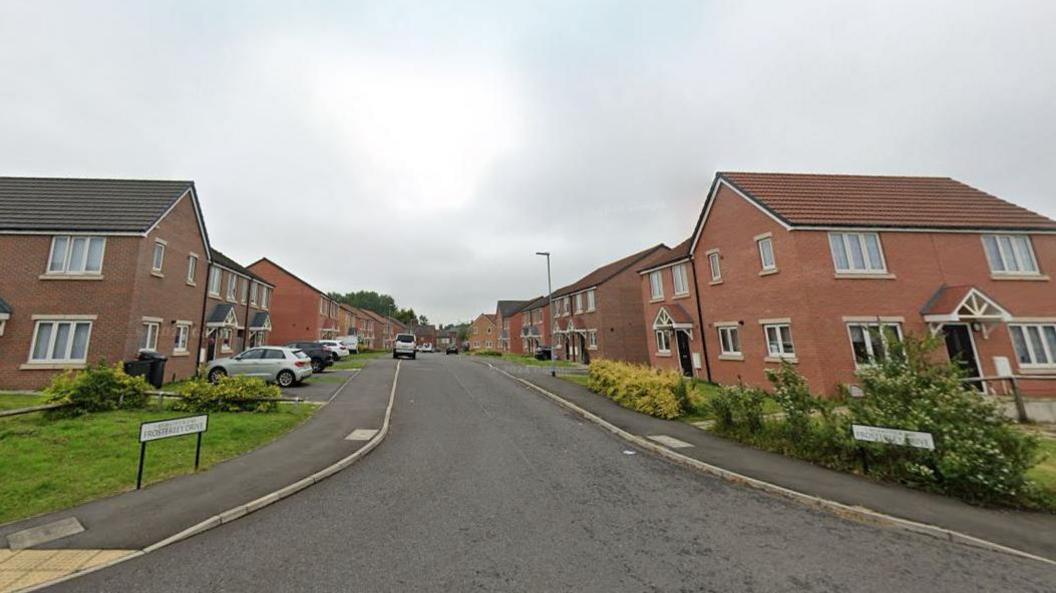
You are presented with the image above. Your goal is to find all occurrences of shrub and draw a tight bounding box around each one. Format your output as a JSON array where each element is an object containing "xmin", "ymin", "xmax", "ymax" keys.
[
  {"xmin": 174, "ymin": 375, "xmax": 281, "ymax": 413},
  {"xmin": 587, "ymin": 359, "xmax": 684, "ymax": 419},
  {"xmin": 706, "ymin": 384, "xmax": 767, "ymax": 434},
  {"xmin": 44, "ymin": 362, "xmax": 150, "ymax": 416},
  {"xmin": 848, "ymin": 335, "xmax": 1042, "ymax": 506},
  {"xmin": 473, "ymin": 349, "xmax": 503, "ymax": 357}
]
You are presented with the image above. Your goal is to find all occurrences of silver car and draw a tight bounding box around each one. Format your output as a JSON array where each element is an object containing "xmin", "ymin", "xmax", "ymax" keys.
[{"xmin": 206, "ymin": 346, "xmax": 313, "ymax": 387}]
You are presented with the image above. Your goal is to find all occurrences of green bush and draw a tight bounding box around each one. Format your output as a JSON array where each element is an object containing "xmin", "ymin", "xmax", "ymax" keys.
[
  {"xmin": 848, "ymin": 335, "xmax": 1042, "ymax": 506},
  {"xmin": 44, "ymin": 362, "xmax": 150, "ymax": 416},
  {"xmin": 587, "ymin": 359, "xmax": 684, "ymax": 419},
  {"xmin": 706, "ymin": 384, "xmax": 767, "ymax": 434},
  {"xmin": 174, "ymin": 375, "xmax": 281, "ymax": 413},
  {"xmin": 472, "ymin": 349, "xmax": 503, "ymax": 357}
]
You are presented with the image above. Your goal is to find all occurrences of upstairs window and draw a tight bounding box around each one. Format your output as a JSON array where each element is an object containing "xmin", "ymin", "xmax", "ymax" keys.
[
  {"xmin": 983, "ymin": 235, "xmax": 1039, "ymax": 275},
  {"xmin": 226, "ymin": 274, "xmax": 237, "ymax": 301},
  {"xmin": 186, "ymin": 255, "xmax": 198, "ymax": 284},
  {"xmin": 240, "ymin": 278, "xmax": 249, "ymax": 304},
  {"xmin": 575, "ymin": 293, "xmax": 583, "ymax": 313},
  {"xmin": 47, "ymin": 236, "xmax": 106, "ymax": 275},
  {"xmin": 151, "ymin": 241, "xmax": 166, "ymax": 273},
  {"xmin": 208, "ymin": 267, "xmax": 222, "ymax": 295},
  {"xmin": 250, "ymin": 282, "xmax": 259, "ymax": 305},
  {"xmin": 649, "ymin": 270, "xmax": 664, "ymax": 300},
  {"xmin": 586, "ymin": 289, "xmax": 596, "ymax": 311},
  {"xmin": 707, "ymin": 251, "xmax": 721, "ymax": 282},
  {"xmin": 261, "ymin": 287, "xmax": 271, "ymax": 309},
  {"xmin": 757, "ymin": 236, "xmax": 776, "ymax": 272},
  {"xmin": 673, "ymin": 263, "xmax": 690, "ymax": 295},
  {"xmin": 829, "ymin": 232, "xmax": 886, "ymax": 273}
]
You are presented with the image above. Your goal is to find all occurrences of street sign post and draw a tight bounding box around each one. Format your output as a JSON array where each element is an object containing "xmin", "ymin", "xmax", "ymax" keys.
[{"xmin": 136, "ymin": 415, "xmax": 208, "ymax": 490}]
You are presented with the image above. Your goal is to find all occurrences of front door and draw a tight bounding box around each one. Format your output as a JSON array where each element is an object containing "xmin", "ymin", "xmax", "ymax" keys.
[
  {"xmin": 579, "ymin": 333, "xmax": 590, "ymax": 365},
  {"xmin": 675, "ymin": 330, "xmax": 693, "ymax": 377},
  {"xmin": 943, "ymin": 324, "xmax": 982, "ymax": 389}
]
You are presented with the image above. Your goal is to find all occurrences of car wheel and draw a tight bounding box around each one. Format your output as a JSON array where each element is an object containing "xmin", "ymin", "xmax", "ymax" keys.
[
  {"xmin": 411, "ymin": 353, "xmax": 416, "ymax": 360},
  {"xmin": 208, "ymin": 367, "xmax": 227, "ymax": 383},
  {"xmin": 311, "ymin": 359, "xmax": 323, "ymax": 373},
  {"xmin": 392, "ymin": 352, "xmax": 397, "ymax": 359},
  {"xmin": 276, "ymin": 370, "xmax": 295, "ymax": 387},
  {"xmin": 331, "ymin": 353, "xmax": 339, "ymax": 362}
]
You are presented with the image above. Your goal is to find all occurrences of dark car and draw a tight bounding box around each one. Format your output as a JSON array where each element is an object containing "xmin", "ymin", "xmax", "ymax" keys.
[
  {"xmin": 285, "ymin": 341, "xmax": 334, "ymax": 373},
  {"xmin": 534, "ymin": 345, "xmax": 552, "ymax": 361},
  {"xmin": 445, "ymin": 344, "xmax": 459, "ymax": 355}
]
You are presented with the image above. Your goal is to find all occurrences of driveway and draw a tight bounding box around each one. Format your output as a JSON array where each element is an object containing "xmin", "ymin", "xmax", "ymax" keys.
[{"xmin": 280, "ymin": 368, "xmax": 358, "ymax": 403}]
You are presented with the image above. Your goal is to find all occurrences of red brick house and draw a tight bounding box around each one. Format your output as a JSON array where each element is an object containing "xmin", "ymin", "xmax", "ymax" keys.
[
  {"xmin": 359, "ymin": 309, "xmax": 390, "ymax": 350},
  {"xmin": 637, "ymin": 238, "xmax": 707, "ymax": 378},
  {"xmin": 495, "ymin": 300, "xmax": 529, "ymax": 353},
  {"xmin": 413, "ymin": 324, "xmax": 438, "ymax": 349},
  {"xmin": 202, "ymin": 249, "xmax": 275, "ymax": 361},
  {"xmin": 518, "ymin": 296, "xmax": 551, "ymax": 354},
  {"xmin": 469, "ymin": 313, "xmax": 497, "ymax": 350},
  {"xmin": 247, "ymin": 258, "xmax": 340, "ymax": 345},
  {"xmin": 0, "ymin": 177, "xmax": 210, "ymax": 389},
  {"xmin": 690, "ymin": 172, "xmax": 1056, "ymax": 397},
  {"xmin": 550, "ymin": 244, "xmax": 667, "ymax": 364}
]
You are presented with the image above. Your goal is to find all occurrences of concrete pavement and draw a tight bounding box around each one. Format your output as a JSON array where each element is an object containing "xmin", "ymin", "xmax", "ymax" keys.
[{"xmin": 48, "ymin": 354, "xmax": 1056, "ymax": 592}]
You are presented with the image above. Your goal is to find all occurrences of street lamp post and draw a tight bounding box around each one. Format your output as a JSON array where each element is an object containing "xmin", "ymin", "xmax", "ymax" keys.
[{"xmin": 536, "ymin": 251, "xmax": 556, "ymax": 378}]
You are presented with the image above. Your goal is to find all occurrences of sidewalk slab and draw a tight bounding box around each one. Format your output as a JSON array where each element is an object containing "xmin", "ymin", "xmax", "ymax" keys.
[
  {"xmin": 0, "ymin": 361, "xmax": 394, "ymax": 551},
  {"xmin": 488, "ymin": 359, "xmax": 1056, "ymax": 561}
]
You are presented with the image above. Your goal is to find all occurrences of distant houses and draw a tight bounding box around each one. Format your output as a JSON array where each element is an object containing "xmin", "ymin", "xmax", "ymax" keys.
[{"xmin": 477, "ymin": 171, "xmax": 1056, "ymax": 397}]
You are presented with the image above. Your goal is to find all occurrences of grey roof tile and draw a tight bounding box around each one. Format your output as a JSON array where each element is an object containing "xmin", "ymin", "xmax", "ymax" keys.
[{"xmin": 0, "ymin": 177, "xmax": 195, "ymax": 232}]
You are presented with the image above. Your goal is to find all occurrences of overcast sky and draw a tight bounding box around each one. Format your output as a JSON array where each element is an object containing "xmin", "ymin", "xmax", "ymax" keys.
[{"xmin": 2, "ymin": 1, "xmax": 1053, "ymax": 324}]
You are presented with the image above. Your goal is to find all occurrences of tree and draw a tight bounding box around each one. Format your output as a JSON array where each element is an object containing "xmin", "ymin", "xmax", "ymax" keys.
[{"xmin": 329, "ymin": 291, "xmax": 397, "ymax": 317}]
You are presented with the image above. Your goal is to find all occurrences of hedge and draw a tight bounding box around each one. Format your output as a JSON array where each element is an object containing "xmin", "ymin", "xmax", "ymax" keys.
[{"xmin": 586, "ymin": 359, "xmax": 687, "ymax": 419}]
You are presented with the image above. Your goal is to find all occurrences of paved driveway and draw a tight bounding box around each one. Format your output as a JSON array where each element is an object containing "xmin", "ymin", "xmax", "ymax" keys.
[
  {"xmin": 52, "ymin": 355, "xmax": 1055, "ymax": 592},
  {"xmin": 280, "ymin": 369, "xmax": 358, "ymax": 403}
]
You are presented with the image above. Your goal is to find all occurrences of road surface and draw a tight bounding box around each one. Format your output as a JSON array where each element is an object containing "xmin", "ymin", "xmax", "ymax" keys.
[{"xmin": 52, "ymin": 355, "xmax": 1055, "ymax": 592}]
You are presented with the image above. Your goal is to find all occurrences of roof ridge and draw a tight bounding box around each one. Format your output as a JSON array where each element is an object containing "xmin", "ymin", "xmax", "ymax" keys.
[
  {"xmin": 719, "ymin": 171, "xmax": 952, "ymax": 180},
  {"xmin": 0, "ymin": 175, "xmax": 195, "ymax": 184}
]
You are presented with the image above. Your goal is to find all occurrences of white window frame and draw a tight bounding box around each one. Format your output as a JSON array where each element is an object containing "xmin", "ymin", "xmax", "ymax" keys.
[
  {"xmin": 208, "ymin": 267, "xmax": 223, "ymax": 296},
  {"xmin": 186, "ymin": 254, "xmax": 198, "ymax": 285},
  {"xmin": 29, "ymin": 319, "xmax": 94, "ymax": 363},
  {"xmin": 174, "ymin": 323, "xmax": 191, "ymax": 353},
  {"xmin": 250, "ymin": 282, "xmax": 259, "ymax": 305},
  {"xmin": 763, "ymin": 323, "xmax": 795, "ymax": 358},
  {"xmin": 226, "ymin": 274, "xmax": 237, "ymax": 301},
  {"xmin": 707, "ymin": 250, "xmax": 721, "ymax": 282},
  {"xmin": 240, "ymin": 278, "xmax": 249, "ymax": 304},
  {"xmin": 982, "ymin": 235, "xmax": 1040, "ymax": 276},
  {"xmin": 46, "ymin": 235, "xmax": 106, "ymax": 276},
  {"xmin": 846, "ymin": 322, "xmax": 903, "ymax": 368},
  {"xmin": 672, "ymin": 263, "xmax": 690, "ymax": 296},
  {"xmin": 718, "ymin": 326, "xmax": 741, "ymax": 355},
  {"xmin": 1009, "ymin": 323, "xmax": 1056, "ymax": 369},
  {"xmin": 575, "ymin": 293, "xmax": 584, "ymax": 313},
  {"xmin": 261, "ymin": 287, "xmax": 271, "ymax": 310},
  {"xmin": 649, "ymin": 270, "xmax": 664, "ymax": 300},
  {"xmin": 151, "ymin": 240, "xmax": 166, "ymax": 274},
  {"xmin": 141, "ymin": 320, "xmax": 160, "ymax": 351},
  {"xmin": 757, "ymin": 236, "xmax": 776, "ymax": 272},
  {"xmin": 587, "ymin": 329, "xmax": 598, "ymax": 349},
  {"xmin": 655, "ymin": 329, "xmax": 671, "ymax": 353},
  {"xmin": 828, "ymin": 232, "xmax": 887, "ymax": 274},
  {"xmin": 586, "ymin": 289, "xmax": 596, "ymax": 312}
]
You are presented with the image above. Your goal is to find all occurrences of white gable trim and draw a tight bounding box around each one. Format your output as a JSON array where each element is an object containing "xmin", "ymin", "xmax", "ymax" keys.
[
  {"xmin": 144, "ymin": 187, "xmax": 213, "ymax": 260},
  {"xmin": 689, "ymin": 178, "xmax": 793, "ymax": 256},
  {"xmin": 638, "ymin": 257, "xmax": 691, "ymax": 275}
]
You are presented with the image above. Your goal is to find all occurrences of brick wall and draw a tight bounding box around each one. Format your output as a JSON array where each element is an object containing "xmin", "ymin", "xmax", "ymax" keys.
[
  {"xmin": 248, "ymin": 259, "xmax": 321, "ymax": 346},
  {"xmin": 640, "ymin": 260, "xmax": 705, "ymax": 377}
]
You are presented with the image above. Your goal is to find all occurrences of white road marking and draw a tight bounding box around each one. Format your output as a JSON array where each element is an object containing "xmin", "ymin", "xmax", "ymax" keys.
[
  {"xmin": 345, "ymin": 429, "xmax": 379, "ymax": 441},
  {"xmin": 646, "ymin": 435, "xmax": 694, "ymax": 449}
]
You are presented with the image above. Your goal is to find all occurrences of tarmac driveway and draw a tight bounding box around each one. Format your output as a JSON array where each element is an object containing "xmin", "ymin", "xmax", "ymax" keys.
[{"xmin": 280, "ymin": 368, "xmax": 358, "ymax": 403}]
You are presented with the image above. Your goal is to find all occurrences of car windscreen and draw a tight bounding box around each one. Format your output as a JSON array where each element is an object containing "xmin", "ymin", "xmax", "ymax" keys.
[{"xmin": 396, "ymin": 334, "xmax": 415, "ymax": 342}]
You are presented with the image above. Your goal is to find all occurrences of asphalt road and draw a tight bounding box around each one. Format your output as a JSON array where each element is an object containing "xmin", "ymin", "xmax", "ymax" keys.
[{"xmin": 52, "ymin": 355, "xmax": 1055, "ymax": 592}]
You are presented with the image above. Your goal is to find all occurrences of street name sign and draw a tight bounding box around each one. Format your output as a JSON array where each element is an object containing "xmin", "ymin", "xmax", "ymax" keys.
[
  {"xmin": 852, "ymin": 424, "xmax": 934, "ymax": 450},
  {"xmin": 140, "ymin": 415, "xmax": 208, "ymax": 442},
  {"xmin": 136, "ymin": 415, "xmax": 209, "ymax": 489}
]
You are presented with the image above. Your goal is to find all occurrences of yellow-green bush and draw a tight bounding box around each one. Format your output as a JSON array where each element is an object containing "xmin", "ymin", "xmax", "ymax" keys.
[
  {"xmin": 174, "ymin": 375, "xmax": 281, "ymax": 413},
  {"xmin": 586, "ymin": 359, "xmax": 685, "ymax": 419}
]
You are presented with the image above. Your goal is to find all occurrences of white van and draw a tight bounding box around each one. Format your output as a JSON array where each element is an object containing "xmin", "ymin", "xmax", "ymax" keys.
[{"xmin": 336, "ymin": 335, "xmax": 359, "ymax": 354}]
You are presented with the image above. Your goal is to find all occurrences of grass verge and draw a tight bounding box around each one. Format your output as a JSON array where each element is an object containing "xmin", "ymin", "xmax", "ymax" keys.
[
  {"xmin": 331, "ymin": 350, "xmax": 389, "ymax": 370},
  {"xmin": 490, "ymin": 353, "xmax": 581, "ymax": 368},
  {"xmin": 1026, "ymin": 436, "xmax": 1056, "ymax": 496},
  {"xmin": 0, "ymin": 401, "xmax": 316, "ymax": 524},
  {"xmin": 0, "ymin": 393, "xmax": 50, "ymax": 412}
]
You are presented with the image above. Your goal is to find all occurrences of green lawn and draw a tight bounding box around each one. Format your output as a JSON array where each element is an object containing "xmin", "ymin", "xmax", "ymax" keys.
[
  {"xmin": 1027, "ymin": 437, "xmax": 1056, "ymax": 497},
  {"xmin": 496, "ymin": 353, "xmax": 581, "ymax": 368},
  {"xmin": 0, "ymin": 401, "xmax": 315, "ymax": 524},
  {"xmin": 559, "ymin": 375, "xmax": 590, "ymax": 387},
  {"xmin": 0, "ymin": 392, "xmax": 50, "ymax": 412},
  {"xmin": 680, "ymin": 380, "xmax": 782, "ymax": 423},
  {"xmin": 304, "ymin": 373, "xmax": 349, "ymax": 384},
  {"xmin": 331, "ymin": 350, "xmax": 389, "ymax": 370}
]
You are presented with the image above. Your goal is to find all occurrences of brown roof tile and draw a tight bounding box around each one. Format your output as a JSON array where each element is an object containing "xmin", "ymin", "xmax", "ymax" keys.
[
  {"xmin": 554, "ymin": 244, "xmax": 668, "ymax": 297},
  {"xmin": 718, "ymin": 172, "xmax": 1056, "ymax": 231}
]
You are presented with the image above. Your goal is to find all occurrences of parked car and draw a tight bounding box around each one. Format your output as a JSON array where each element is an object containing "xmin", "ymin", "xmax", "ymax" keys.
[
  {"xmin": 285, "ymin": 342, "xmax": 335, "ymax": 373},
  {"xmin": 393, "ymin": 333, "xmax": 417, "ymax": 359},
  {"xmin": 336, "ymin": 335, "xmax": 359, "ymax": 354},
  {"xmin": 318, "ymin": 339, "xmax": 350, "ymax": 360},
  {"xmin": 417, "ymin": 343, "xmax": 434, "ymax": 353},
  {"xmin": 446, "ymin": 344, "xmax": 459, "ymax": 355},
  {"xmin": 534, "ymin": 345, "xmax": 552, "ymax": 361},
  {"xmin": 206, "ymin": 346, "xmax": 313, "ymax": 387}
]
